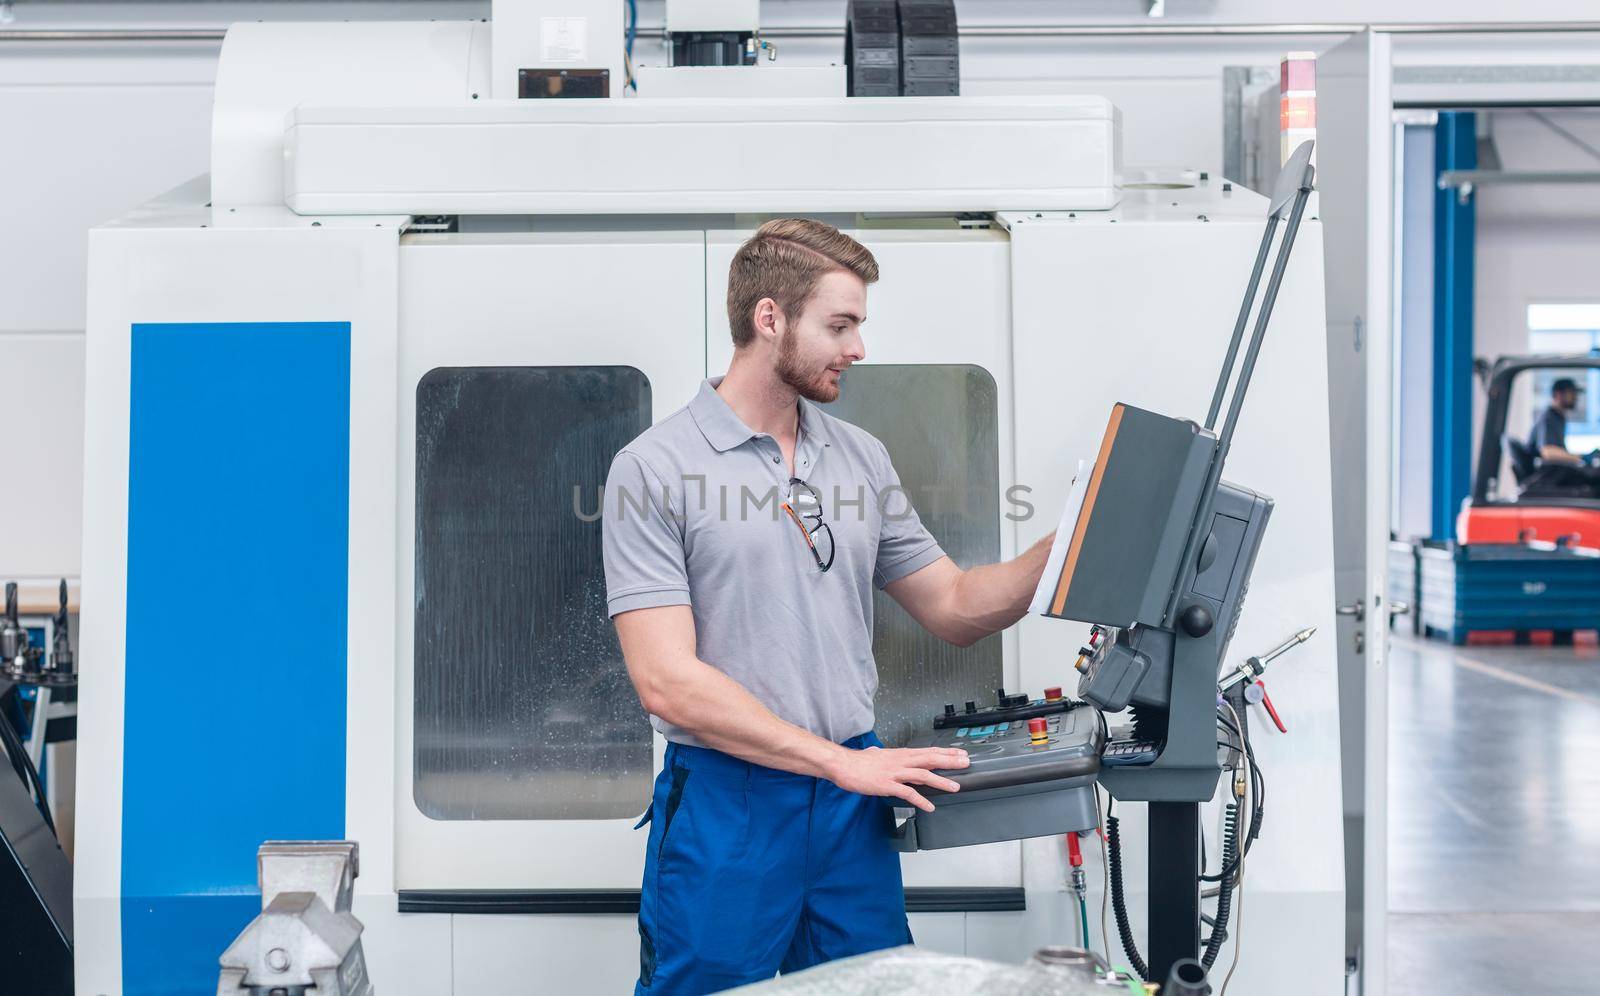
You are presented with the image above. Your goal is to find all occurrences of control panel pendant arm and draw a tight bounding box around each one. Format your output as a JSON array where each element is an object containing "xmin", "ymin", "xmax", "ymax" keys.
[
  {"xmin": 1166, "ymin": 140, "xmax": 1316, "ymax": 624},
  {"xmin": 1204, "ymin": 212, "xmax": 1279, "ymax": 432}
]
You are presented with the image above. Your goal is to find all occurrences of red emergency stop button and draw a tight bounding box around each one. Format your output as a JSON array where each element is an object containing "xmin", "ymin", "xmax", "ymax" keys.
[
  {"xmin": 1028, "ymin": 717, "xmax": 1049, "ymax": 744},
  {"xmin": 1044, "ymin": 686, "xmax": 1063, "ymax": 702}
]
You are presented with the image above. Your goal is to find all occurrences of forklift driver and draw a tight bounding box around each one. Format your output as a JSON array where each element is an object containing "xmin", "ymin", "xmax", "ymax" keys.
[
  {"xmin": 1529, "ymin": 377, "xmax": 1590, "ymax": 468},
  {"xmin": 1523, "ymin": 377, "xmax": 1600, "ymax": 500}
]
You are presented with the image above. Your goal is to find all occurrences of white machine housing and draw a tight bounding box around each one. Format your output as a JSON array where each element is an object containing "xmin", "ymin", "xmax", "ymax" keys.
[
  {"xmin": 666, "ymin": 0, "xmax": 761, "ymax": 34},
  {"xmin": 76, "ymin": 16, "xmax": 1344, "ymax": 996}
]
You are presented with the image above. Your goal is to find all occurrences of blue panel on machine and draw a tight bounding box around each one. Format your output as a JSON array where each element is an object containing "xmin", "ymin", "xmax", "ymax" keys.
[{"xmin": 122, "ymin": 322, "xmax": 350, "ymax": 995}]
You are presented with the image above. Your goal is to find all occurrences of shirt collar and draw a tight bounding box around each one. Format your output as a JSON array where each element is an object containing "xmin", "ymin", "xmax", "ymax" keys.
[
  {"xmin": 797, "ymin": 397, "xmax": 830, "ymax": 447},
  {"xmin": 688, "ymin": 376, "xmax": 831, "ymax": 453},
  {"xmin": 689, "ymin": 377, "xmax": 756, "ymax": 452}
]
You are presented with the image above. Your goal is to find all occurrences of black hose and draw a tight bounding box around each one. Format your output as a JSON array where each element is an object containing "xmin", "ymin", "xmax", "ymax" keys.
[
  {"xmin": 1205, "ymin": 717, "xmax": 1267, "ymax": 882},
  {"xmin": 1202, "ymin": 802, "xmax": 1239, "ymax": 968},
  {"xmin": 1106, "ymin": 814, "xmax": 1149, "ymax": 982}
]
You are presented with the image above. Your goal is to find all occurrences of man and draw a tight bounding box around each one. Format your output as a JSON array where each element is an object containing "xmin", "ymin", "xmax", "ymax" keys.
[
  {"xmin": 602, "ymin": 218, "xmax": 1055, "ymax": 994},
  {"xmin": 1529, "ymin": 377, "xmax": 1590, "ymax": 467}
]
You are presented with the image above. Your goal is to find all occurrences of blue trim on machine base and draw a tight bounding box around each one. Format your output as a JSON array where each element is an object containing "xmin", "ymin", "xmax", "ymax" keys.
[
  {"xmin": 120, "ymin": 895, "xmax": 260, "ymax": 996},
  {"xmin": 122, "ymin": 322, "xmax": 351, "ymax": 994}
]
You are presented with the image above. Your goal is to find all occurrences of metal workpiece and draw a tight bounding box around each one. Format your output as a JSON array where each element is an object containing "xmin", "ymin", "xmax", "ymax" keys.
[
  {"xmin": 1031, "ymin": 946, "xmax": 1143, "ymax": 995},
  {"xmin": 217, "ymin": 841, "xmax": 372, "ymax": 996},
  {"xmin": 1028, "ymin": 945, "xmax": 1109, "ymax": 981},
  {"xmin": 724, "ymin": 944, "xmax": 1118, "ymax": 994}
]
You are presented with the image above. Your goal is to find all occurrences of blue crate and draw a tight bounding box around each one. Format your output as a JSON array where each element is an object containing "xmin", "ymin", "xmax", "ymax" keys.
[
  {"xmin": 1418, "ymin": 542, "xmax": 1600, "ymax": 645},
  {"xmin": 1388, "ymin": 540, "xmax": 1421, "ymax": 636}
]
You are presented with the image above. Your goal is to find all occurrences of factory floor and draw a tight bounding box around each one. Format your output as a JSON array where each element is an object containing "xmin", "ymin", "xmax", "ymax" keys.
[{"xmin": 1386, "ymin": 631, "xmax": 1600, "ymax": 993}]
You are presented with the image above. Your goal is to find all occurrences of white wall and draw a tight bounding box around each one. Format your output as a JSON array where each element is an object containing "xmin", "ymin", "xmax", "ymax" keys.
[
  {"xmin": 5, "ymin": 1, "xmax": 1600, "ymax": 580},
  {"xmin": 1475, "ymin": 107, "xmax": 1600, "ymax": 366},
  {"xmin": 0, "ymin": 37, "xmax": 215, "ymax": 580},
  {"xmin": 1388, "ymin": 107, "xmax": 1600, "ymax": 537},
  {"xmin": 1472, "ymin": 109, "xmax": 1600, "ymax": 467},
  {"xmin": 1478, "ymin": 218, "xmax": 1600, "ymax": 363}
]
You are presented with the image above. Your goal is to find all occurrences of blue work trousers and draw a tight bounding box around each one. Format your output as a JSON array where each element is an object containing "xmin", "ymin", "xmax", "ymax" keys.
[{"xmin": 633, "ymin": 733, "xmax": 912, "ymax": 995}]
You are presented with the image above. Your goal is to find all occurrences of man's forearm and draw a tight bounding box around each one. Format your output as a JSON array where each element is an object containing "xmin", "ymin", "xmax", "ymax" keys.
[
  {"xmin": 616, "ymin": 605, "xmax": 969, "ymax": 811},
  {"xmin": 943, "ymin": 531, "xmax": 1055, "ymax": 645},
  {"xmin": 636, "ymin": 653, "xmax": 851, "ymax": 779}
]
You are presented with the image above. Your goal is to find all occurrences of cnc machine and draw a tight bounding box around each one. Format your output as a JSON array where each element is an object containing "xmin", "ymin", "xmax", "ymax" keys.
[{"xmin": 76, "ymin": 1, "xmax": 1345, "ymax": 991}]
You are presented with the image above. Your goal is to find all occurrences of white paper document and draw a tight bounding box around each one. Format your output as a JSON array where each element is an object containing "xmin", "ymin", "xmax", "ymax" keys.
[{"xmin": 1028, "ymin": 459, "xmax": 1093, "ymax": 617}]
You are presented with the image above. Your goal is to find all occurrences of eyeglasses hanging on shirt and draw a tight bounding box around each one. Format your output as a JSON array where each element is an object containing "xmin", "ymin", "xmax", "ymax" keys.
[{"xmin": 782, "ymin": 478, "xmax": 835, "ymax": 573}]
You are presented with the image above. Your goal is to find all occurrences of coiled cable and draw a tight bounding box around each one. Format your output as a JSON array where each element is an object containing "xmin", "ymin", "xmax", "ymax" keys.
[
  {"xmin": 1106, "ymin": 813, "xmax": 1148, "ymax": 982},
  {"xmin": 1201, "ymin": 801, "xmax": 1239, "ymax": 968}
]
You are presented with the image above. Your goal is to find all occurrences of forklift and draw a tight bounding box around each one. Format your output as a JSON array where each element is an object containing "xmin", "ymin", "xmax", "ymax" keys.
[
  {"xmin": 1407, "ymin": 354, "xmax": 1600, "ymax": 644},
  {"xmin": 1459, "ymin": 353, "xmax": 1600, "ymax": 548}
]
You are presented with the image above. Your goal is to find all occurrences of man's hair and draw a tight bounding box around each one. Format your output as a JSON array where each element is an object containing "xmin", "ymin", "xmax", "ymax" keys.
[{"xmin": 726, "ymin": 219, "xmax": 879, "ymax": 348}]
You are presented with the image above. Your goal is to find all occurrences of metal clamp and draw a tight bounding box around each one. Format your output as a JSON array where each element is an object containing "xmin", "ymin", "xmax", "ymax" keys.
[{"xmin": 218, "ymin": 841, "xmax": 373, "ymax": 996}]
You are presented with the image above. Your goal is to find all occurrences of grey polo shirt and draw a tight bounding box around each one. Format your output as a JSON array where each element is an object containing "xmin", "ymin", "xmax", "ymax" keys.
[{"xmin": 602, "ymin": 377, "xmax": 946, "ymax": 746}]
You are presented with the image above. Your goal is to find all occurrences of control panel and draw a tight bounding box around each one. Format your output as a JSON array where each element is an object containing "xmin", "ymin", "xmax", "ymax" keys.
[{"xmin": 891, "ymin": 689, "xmax": 1105, "ymax": 851}]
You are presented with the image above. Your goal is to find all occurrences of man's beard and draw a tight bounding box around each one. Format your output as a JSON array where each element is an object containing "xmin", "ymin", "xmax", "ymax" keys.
[{"xmin": 776, "ymin": 332, "xmax": 839, "ymax": 403}]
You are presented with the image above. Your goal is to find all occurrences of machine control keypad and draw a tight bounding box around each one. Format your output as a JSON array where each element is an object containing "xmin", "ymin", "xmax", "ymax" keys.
[
  {"xmin": 895, "ymin": 688, "xmax": 1105, "ymax": 852},
  {"xmin": 933, "ymin": 704, "xmax": 1082, "ymax": 754}
]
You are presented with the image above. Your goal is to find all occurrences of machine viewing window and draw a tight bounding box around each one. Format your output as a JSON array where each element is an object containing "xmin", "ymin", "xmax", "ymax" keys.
[
  {"xmin": 414, "ymin": 366, "xmax": 652, "ymax": 820},
  {"xmin": 828, "ymin": 364, "xmax": 1003, "ymax": 748}
]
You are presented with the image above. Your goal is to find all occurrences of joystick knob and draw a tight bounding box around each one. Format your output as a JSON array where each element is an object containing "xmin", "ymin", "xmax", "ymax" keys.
[
  {"xmin": 1180, "ymin": 603, "xmax": 1215, "ymax": 637},
  {"xmin": 964, "ymin": 700, "xmax": 977, "ymax": 714},
  {"xmin": 943, "ymin": 703, "xmax": 956, "ymax": 717}
]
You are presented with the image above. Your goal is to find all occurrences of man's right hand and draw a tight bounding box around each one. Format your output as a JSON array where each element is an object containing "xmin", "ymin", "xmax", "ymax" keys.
[{"xmin": 826, "ymin": 746, "xmax": 970, "ymax": 813}]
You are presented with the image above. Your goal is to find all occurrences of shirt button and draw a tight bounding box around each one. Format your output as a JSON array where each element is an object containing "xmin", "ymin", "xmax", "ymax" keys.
[{"xmin": 772, "ymin": 456, "xmax": 780, "ymax": 464}]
